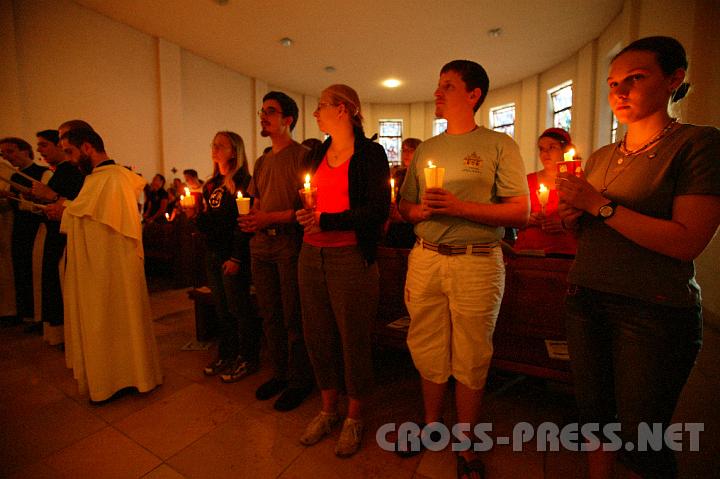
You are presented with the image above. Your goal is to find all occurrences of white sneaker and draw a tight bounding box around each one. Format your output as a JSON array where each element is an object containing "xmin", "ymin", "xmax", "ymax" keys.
[
  {"xmin": 300, "ymin": 411, "xmax": 341, "ymax": 446},
  {"xmin": 335, "ymin": 417, "xmax": 363, "ymax": 458}
]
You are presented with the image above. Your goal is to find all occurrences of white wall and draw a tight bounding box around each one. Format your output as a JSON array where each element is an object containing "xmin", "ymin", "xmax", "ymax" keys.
[{"xmin": 4, "ymin": 0, "xmax": 161, "ymax": 176}]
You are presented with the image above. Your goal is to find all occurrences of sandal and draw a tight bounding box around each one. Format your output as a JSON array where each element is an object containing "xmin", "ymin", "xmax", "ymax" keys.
[{"xmin": 457, "ymin": 454, "xmax": 485, "ymax": 479}]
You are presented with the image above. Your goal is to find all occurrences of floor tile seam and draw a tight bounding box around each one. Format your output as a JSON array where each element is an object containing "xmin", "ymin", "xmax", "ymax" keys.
[{"xmin": 108, "ymin": 423, "xmax": 166, "ymax": 469}]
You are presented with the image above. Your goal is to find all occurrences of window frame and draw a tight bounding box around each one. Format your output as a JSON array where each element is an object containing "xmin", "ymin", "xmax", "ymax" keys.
[{"xmin": 489, "ymin": 103, "xmax": 516, "ymax": 138}]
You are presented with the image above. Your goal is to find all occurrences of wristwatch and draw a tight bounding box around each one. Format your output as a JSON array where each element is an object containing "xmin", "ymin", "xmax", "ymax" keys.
[{"xmin": 598, "ymin": 201, "xmax": 618, "ymax": 220}]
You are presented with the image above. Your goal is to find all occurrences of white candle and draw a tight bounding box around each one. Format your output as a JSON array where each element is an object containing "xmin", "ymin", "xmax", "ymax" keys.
[
  {"xmin": 390, "ymin": 178, "xmax": 396, "ymax": 203},
  {"xmin": 236, "ymin": 191, "xmax": 250, "ymax": 215},
  {"xmin": 537, "ymin": 183, "xmax": 549, "ymax": 209},
  {"xmin": 424, "ymin": 160, "xmax": 445, "ymax": 189}
]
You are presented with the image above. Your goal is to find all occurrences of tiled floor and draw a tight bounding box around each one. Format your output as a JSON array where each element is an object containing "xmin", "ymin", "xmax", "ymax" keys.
[{"xmin": 1, "ymin": 287, "xmax": 717, "ymax": 478}]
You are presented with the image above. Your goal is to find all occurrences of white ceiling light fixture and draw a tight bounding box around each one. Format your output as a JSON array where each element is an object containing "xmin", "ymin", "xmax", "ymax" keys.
[
  {"xmin": 279, "ymin": 37, "xmax": 293, "ymax": 47},
  {"xmin": 487, "ymin": 27, "xmax": 502, "ymax": 38},
  {"xmin": 382, "ymin": 78, "xmax": 402, "ymax": 88}
]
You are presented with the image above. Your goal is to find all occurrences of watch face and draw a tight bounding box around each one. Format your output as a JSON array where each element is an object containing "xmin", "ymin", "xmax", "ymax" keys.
[{"xmin": 599, "ymin": 205, "xmax": 614, "ymax": 218}]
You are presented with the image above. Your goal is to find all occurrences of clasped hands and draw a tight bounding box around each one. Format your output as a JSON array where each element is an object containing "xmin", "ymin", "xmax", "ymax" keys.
[
  {"xmin": 418, "ymin": 187, "xmax": 464, "ymax": 220},
  {"xmin": 555, "ymin": 172, "xmax": 610, "ymax": 228}
]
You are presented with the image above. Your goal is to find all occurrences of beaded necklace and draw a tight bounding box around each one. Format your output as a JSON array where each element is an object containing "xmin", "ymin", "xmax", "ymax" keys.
[
  {"xmin": 617, "ymin": 118, "xmax": 677, "ymax": 165},
  {"xmin": 601, "ymin": 119, "xmax": 680, "ymax": 193}
]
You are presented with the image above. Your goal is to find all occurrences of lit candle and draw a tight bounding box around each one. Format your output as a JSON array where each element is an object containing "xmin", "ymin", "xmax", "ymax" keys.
[
  {"xmin": 236, "ymin": 191, "xmax": 250, "ymax": 215},
  {"xmin": 165, "ymin": 212, "xmax": 170, "ymax": 221},
  {"xmin": 537, "ymin": 183, "xmax": 549, "ymax": 212},
  {"xmin": 558, "ymin": 148, "xmax": 582, "ymax": 176},
  {"xmin": 390, "ymin": 178, "xmax": 396, "ymax": 203},
  {"xmin": 304, "ymin": 174, "xmax": 312, "ymax": 191},
  {"xmin": 186, "ymin": 187, "xmax": 195, "ymax": 207},
  {"xmin": 424, "ymin": 160, "xmax": 445, "ymax": 189}
]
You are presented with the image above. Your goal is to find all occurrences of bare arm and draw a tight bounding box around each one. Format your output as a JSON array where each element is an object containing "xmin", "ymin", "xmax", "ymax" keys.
[{"xmin": 558, "ymin": 174, "xmax": 720, "ymax": 261}]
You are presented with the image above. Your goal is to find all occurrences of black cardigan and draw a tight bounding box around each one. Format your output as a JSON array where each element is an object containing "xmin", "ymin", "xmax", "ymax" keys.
[{"xmin": 307, "ymin": 134, "xmax": 391, "ymax": 264}]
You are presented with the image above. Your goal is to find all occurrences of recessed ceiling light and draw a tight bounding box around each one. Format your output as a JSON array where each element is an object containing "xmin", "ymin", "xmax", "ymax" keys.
[
  {"xmin": 382, "ymin": 78, "xmax": 402, "ymax": 88},
  {"xmin": 279, "ymin": 37, "xmax": 293, "ymax": 47},
  {"xmin": 487, "ymin": 28, "xmax": 502, "ymax": 38},
  {"xmin": 324, "ymin": 66, "xmax": 336, "ymax": 73}
]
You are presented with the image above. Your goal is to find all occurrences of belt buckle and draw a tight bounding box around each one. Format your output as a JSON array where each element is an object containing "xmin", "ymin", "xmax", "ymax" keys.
[
  {"xmin": 266, "ymin": 228, "xmax": 277, "ymax": 236},
  {"xmin": 437, "ymin": 243, "xmax": 453, "ymax": 256}
]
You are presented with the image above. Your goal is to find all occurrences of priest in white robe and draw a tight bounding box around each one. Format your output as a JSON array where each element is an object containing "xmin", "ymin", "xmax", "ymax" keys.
[{"xmin": 46, "ymin": 127, "xmax": 162, "ymax": 401}]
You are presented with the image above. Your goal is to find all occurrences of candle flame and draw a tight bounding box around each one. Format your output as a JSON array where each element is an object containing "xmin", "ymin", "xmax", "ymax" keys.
[
  {"xmin": 538, "ymin": 183, "xmax": 548, "ymax": 192},
  {"xmin": 304, "ymin": 174, "xmax": 311, "ymax": 184},
  {"xmin": 237, "ymin": 191, "xmax": 243, "ymax": 199},
  {"xmin": 427, "ymin": 160, "xmax": 435, "ymax": 168},
  {"xmin": 184, "ymin": 187, "xmax": 190, "ymax": 196},
  {"xmin": 180, "ymin": 195, "xmax": 184, "ymax": 200},
  {"xmin": 390, "ymin": 178, "xmax": 395, "ymax": 188},
  {"xmin": 563, "ymin": 148, "xmax": 576, "ymax": 162}
]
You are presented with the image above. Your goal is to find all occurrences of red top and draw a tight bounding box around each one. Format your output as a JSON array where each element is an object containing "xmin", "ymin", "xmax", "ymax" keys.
[
  {"xmin": 514, "ymin": 172, "xmax": 576, "ymax": 255},
  {"xmin": 304, "ymin": 156, "xmax": 357, "ymax": 247}
]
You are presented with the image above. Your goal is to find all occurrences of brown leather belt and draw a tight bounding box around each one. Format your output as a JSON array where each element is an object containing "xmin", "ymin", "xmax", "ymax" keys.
[{"xmin": 416, "ymin": 238, "xmax": 499, "ymax": 256}]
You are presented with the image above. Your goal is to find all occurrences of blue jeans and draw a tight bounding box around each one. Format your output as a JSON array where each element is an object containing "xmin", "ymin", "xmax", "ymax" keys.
[{"xmin": 565, "ymin": 285, "xmax": 702, "ymax": 478}]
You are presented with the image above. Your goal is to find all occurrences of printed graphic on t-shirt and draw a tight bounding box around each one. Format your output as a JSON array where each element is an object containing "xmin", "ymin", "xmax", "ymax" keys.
[
  {"xmin": 209, "ymin": 187, "xmax": 224, "ymax": 208},
  {"xmin": 463, "ymin": 152, "xmax": 483, "ymax": 173}
]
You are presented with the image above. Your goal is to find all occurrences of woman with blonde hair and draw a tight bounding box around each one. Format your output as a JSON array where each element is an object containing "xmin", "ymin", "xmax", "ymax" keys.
[
  {"xmin": 195, "ymin": 131, "xmax": 261, "ymax": 384},
  {"xmin": 296, "ymin": 84, "xmax": 390, "ymax": 457}
]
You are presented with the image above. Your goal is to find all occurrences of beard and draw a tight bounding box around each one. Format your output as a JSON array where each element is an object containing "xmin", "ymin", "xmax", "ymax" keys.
[{"xmin": 77, "ymin": 153, "xmax": 93, "ymax": 175}]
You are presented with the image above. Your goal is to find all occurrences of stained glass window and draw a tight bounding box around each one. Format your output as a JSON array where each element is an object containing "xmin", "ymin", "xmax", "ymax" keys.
[
  {"xmin": 379, "ymin": 120, "xmax": 402, "ymax": 166},
  {"xmin": 549, "ymin": 83, "xmax": 572, "ymax": 132},
  {"xmin": 490, "ymin": 104, "xmax": 516, "ymax": 138}
]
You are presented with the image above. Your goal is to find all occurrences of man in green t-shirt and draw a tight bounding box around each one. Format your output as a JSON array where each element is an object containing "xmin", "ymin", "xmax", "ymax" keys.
[{"xmin": 398, "ymin": 60, "xmax": 529, "ymax": 470}]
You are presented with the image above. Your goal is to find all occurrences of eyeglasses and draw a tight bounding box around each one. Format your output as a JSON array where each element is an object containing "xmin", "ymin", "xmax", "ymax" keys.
[
  {"xmin": 257, "ymin": 107, "xmax": 283, "ymax": 117},
  {"xmin": 314, "ymin": 102, "xmax": 337, "ymax": 113},
  {"xmin": 538, "ymin": 145, "xmax": 562, "ymax": 154}
]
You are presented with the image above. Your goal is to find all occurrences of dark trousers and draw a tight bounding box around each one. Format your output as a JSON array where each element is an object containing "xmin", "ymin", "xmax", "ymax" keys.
[
  {"xmin": 11, "ymin": 212, "xmax": 40, "ymax": 319},
  {"xmin": 298, "ymin": 244, "xmax": 378, "ymax": 398},
  {"xmin": 251, "ymin": 236, "xmax": 313, "ymax": 389},
  {"xmin": 565, "ymin": 286, "xmax": 702, "ymax": 479},
  {"xmin": 205, "ymin": 250, "xmax": 260, "ymax": 362}
]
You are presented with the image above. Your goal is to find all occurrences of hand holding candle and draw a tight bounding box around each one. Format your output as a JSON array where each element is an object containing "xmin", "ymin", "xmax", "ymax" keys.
[
  {"xmin": 298, "ymin": 173, "xmax": 317, "ymax": 210},
  {"xmin": 236, "ymin": 191, "xmax": 250, "ymax": 215},
  {"xmin": 424, "ymin": 160, "xmax": 445, "ymax": 189}
]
